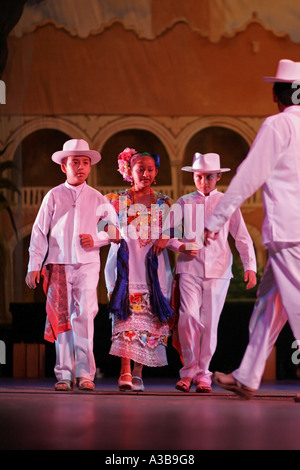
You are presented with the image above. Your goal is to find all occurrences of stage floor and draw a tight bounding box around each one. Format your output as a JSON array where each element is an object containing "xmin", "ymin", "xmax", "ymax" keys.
[{"xmin": 1, "ymin": 377, "xmax": 300, "ymax": 451}]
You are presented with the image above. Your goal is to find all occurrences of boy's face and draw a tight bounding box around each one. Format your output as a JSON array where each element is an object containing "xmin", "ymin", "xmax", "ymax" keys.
[
  {"xmin": 61, "ymin": 155, "xmax": 91, "ymax": 186},
  {"xmin": 193, "ymin": 171, "xmax": 221, "ymax": 196}
]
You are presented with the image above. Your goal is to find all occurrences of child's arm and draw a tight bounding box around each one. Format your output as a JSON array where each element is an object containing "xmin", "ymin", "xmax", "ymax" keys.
[
  {"xmin": 26, "ymin": 191, "xmax": 53, "ymax": 285},
  {"xmin": 204, "ymin": 228, "xmax": 219, "ymax": 246},
  {"xmin": 228, "ymin": 209, "xmax": 257, "ymax": 281},
  {"xmin": 97, "ymin": 195, "xmax": 121, "ymax": 244},
  {"xmin": 153, "ymin": 237, "xmax": 170, "ymax": 255},
  {"xmin": 80, "ymin": 226, "xmax": 121, "ymax": 248},
  {"xmin": 25, "ymin": 271, "xmax": 41, "ymax": 289},
  {"xmin": 104, "ymin": 224, "xmax": 121, "ymax": 243},
  {"xmin": 179, "ymin": 244, "xmax": 199, "ymax": 257},
  {"xmin": 244, "ymin": 270, "xmax": 257, "ymax": 290}
]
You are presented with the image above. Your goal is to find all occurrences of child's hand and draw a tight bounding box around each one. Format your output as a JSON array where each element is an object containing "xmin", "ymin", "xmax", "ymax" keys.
[
  {"xmin": 244, "ymin": 270, "xmax": 257, "ymax": 289},
  {"xmin": 25, "ymin": 271, "xmax": 40, "ymax": 289},
  {"xmin": 153, "ymin": 238, "xmax": 169, "ymax": 255},
  {"xmin": 179, "ymin": 244, "xmax": 199, "ymax": 257},
  {"xmin": 204, "ymin": 228, "xmax": 218, "ymax": 246},
  {"xmin": 105, "ymin": 225, "xmax": 122, "ymax": 243},
  {"xmin": 79, "ymin": 234, "xmax": 94, "ymax": 248}
]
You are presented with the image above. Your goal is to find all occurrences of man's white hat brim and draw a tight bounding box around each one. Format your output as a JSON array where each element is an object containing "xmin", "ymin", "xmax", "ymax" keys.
[{"xmin": 262, "ymin": 59, "xmax": 300, "ymax": 84}]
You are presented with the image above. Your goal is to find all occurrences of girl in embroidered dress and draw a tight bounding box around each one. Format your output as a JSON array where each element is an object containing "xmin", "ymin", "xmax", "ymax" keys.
[{"xmin": 104, "ymin": 148, "xmax": 174, "ymax": 391}]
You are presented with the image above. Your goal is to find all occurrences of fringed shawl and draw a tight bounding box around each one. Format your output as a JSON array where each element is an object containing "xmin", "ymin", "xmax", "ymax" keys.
[
  {"xmin": 169, "ymin": 274, "xmax": 183, "ymax": 364},
  {"xmin": 109, "ymin": 240, "xmax": 174, "ymax": 323},
  {"xmin": 108, "ymin": 239, "xmax": 131, "ymax": 320}
]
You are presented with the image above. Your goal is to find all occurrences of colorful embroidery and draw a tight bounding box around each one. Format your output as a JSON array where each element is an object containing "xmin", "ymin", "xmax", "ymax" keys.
[
  {"xmin": 130, "ymin": 292, "xmax": 149, "ymax": 312},
  {"xmin": 124, "ymin": 330, "xmax": 136, "ymax": 341},
  {"xmin": 42, "ymin": 264, "xmax": 71, "ymax": 343},
  {"xmin": 106, "ymin": 189, "xmax": 172, "ymax": 247},
  {"xmin": 112, "ymin": 291, "xmax": 169, "ymax": 350},
  {"xmin": 112, "ymin": 330, "xmax": 168, "ymax": 350},
  {"xmin": 106, "ymin": 190, "xmax": 172, "ymax": 363}
]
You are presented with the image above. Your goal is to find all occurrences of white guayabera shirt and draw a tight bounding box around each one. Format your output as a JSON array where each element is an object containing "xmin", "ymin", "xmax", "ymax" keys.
[
  {"xmin": 166, "ymin": 189, "xmax": 256, "ymax": 279},
  {"xmin": 28, "ymin": 181, "xmax": 115, "ymax": 271},
  {"xmin": 207, "ymin": 106, "xmax": 300, "ymax": 246}
]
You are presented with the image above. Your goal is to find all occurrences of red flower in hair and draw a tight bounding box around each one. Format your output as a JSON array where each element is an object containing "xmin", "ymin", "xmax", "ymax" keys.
[{"xmin": 117, "ymin": 147, "xmax": 137, "ymax": 182}]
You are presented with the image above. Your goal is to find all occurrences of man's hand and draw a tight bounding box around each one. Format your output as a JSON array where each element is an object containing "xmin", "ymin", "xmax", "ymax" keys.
[
  {"xmin": 25, "ymin": 271, "xmax": 40, "ymax": 289},
  {"xmin": 203, "ymin": 228, "xmax": 219, "ymax": 246},
  {"xmin": 244, "ymin": 270, "xmax": 257, "ymax": 290}
]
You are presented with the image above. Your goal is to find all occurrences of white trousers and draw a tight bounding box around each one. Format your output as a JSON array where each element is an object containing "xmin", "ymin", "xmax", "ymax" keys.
[
  {"xmin": 234, "ymin": 243, "xmax": 300, "ymax": 390},
  {"xmin": 54, "ymin": 263, "xmax": 100, "ymax": 382},
  {"xmin": 178, "ymin": 273, "xmax": 230, "ymax": 385}
]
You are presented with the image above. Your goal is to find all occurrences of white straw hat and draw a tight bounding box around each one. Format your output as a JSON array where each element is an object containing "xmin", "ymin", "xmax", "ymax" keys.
[
  {"xmin": 181, "ymin": 152, "xmax": 230, "ymax": 173},
  {"xmin": 263, "ymin": 59, "xmax": 300, "ymax": 83},
  {"xmin": 52, "ymin": 139, "xmax": 101, "ymax": 165}
]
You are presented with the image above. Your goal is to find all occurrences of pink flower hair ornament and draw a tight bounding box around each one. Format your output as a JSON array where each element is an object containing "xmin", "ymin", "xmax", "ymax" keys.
[
  {"xmin": 117, "ymin": 147, "xmax": 137, "ymax": 182},
  {"xmin": 117, "ymin": 147, "xmax": 161, "ymax": 182}
]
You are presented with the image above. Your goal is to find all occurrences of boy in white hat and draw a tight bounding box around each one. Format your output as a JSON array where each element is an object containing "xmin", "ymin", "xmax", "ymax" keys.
[
  {"xmin": 205, "ymin": 59, "xmax": 300, "ymax": 400},
  {"xmin": 166, "ymin": 152, "xmax": 257, "ymax": 393},
  {"xmin": 25, "ymin": 139, "xmax": 117, "ymax": 391}
]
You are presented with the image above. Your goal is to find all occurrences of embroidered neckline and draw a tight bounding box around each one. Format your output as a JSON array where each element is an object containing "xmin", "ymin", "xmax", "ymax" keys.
[{"xmin": 129, "ymin": 188, "xmax": 157, "ymax": 247}]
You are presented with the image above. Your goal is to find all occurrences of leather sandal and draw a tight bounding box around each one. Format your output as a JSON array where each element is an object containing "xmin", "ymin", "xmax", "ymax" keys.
[
  {"xmin": 118, "ymin": 373, "xmax": 132, "ymax": 391},
  {"xmin": 55, "ymin": 380, "xmax": 74, "ymax": 391},
  {"xmin": 175, "ymin": 377, "xmax": 192, "ymax": 393},
  {"xmin": 195, "ymin": 382, "xmax": 212, "ymax": 393},
  {"xmin": 77, "ymin": 378, "xmax": 95, "ymax": 391},
  {"xmin": 132, "ymin": 376, "xmax": 145, "ymax": 392},
  {"xmin": 212, "ymin": 371, "xmax": 254, "ymax": 400}
]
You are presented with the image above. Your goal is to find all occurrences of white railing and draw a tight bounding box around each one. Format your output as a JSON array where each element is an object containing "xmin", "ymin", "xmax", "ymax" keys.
[
  {"xmin": 12, "ymin": 185, "xmax": 262, "ymax": 208},
  {"xmin": 12, "ymin": 186, "xmax": 176, "ymax": 208},
  {"xmin": 14, "ymin": 186, "xmax": 52, "ymax": 207}
]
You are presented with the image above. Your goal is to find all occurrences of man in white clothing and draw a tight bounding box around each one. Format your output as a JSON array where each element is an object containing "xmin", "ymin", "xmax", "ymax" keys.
[{"xmin": 204, "ymin": 59, "xmax": 300, "ymax": 401}]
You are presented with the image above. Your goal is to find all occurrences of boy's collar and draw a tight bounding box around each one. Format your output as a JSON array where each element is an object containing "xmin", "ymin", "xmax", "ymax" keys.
[
  {"xmin": 65, "ymin": 181, "xmax": 86, "ymax": 191},
  {"xmin": 196, "ymin": 188, "xmax": 218, "ymax": 197}
]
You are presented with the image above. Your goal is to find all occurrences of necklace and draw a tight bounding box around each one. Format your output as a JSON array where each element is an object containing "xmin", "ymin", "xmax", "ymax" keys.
[
  {"xmin": 131, "ymin": 187, "xmax": 156, "ymax": 211},
  {"xmin": 130, "ymin": 188, "xmax": 156, "ymax": 247},
  {"xmin": 69, "ymin": 183, "xmax": 85, "ymax": 207}
]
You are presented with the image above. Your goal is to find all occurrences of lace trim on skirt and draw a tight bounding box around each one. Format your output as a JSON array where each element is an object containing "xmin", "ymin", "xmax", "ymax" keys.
[
  {"xmin": 110, "ymin": 338, "xmax": 168, "ymax": 367},
  {"xmin": 110, "ymin": 291, "xmax": 169, "ymax": 366}
]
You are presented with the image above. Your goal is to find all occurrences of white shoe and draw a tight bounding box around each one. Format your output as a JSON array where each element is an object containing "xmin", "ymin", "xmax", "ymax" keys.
[{"xmin": 132, "ymin": 376, "xmax": 144, "ymax": 392}]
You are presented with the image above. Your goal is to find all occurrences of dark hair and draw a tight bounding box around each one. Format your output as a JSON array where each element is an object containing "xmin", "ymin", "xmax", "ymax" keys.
[
  {"xmin": 273, "ymin": 82, "xmax": 300, "ymax": 106},
  {"xmin": 131, "ymin": 152, "xmax": 160, "ymax": 168}
]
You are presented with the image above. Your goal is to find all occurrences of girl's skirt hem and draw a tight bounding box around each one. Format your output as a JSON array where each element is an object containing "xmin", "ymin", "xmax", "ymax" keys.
[{"xmin": 109, "ymin": 341, "xmax": 168, "ymax": 367}]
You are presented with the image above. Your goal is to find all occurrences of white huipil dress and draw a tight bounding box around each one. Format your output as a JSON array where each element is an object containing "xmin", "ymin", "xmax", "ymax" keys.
[{"xmin": 104, "ymin": 189, "xmax": 173, "ymax": 367}]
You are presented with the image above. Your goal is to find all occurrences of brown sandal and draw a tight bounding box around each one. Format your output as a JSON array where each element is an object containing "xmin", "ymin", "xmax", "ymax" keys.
[
  {"xmin": 77, "ymin": 378, "xmax": 95, "ymax": 391},
  {"xmin": 175, "ymin": 378, "xmax": 192, "ymax": 393},
  {"xmin": 55, "ymin": 380, "xmax": 74, "ymax": 391},
  {"xmin": 212, "ymin": 372, "xmax": 254, "ymax": 400},
  {"xmin": 195, "ymin": 382, "xmax": 212, "ymax": 393}
]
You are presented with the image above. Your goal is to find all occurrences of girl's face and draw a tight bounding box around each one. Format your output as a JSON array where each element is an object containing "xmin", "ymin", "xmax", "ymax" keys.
[
  {"xmin": 193, "ymin": 171, "xmax": 221, "ymax": 196},
  {"xmin": 130, "ymin": 156, "xmax": 158, "ymax": 190},
  {"xmin": 61, "ymin": 155, "xmax": 91, "ymax": 186}
]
